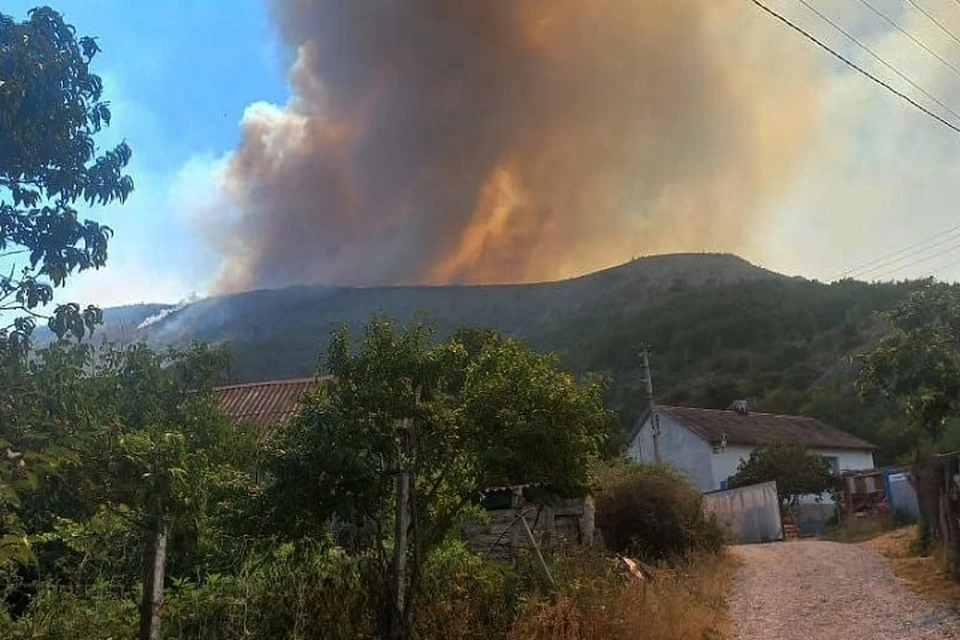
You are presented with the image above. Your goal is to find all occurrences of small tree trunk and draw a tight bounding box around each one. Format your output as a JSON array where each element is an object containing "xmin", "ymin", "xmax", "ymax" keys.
[
  {"xmin": 390, "ymin": 419, "xmax": 411, "ymax": 640},
  {"xmin": 138, "ymin": 524, "xmax": 169, "ymax": 640}
]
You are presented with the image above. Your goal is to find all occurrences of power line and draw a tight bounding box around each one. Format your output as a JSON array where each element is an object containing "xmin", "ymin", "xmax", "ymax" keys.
[
  {"xmin": 797, "ymin": 0, "xmax": 960, "ymax": 123},
  {"xmin": 850, "ymin": 225, "xmax": 960, "ymax": 279},
  {"xmin": 865, "ymin": 239, "xmax": 960, "ymax": 280},
  {"xmin": 832, "ymin": 222, "xmax": 960, "ymax": 280},
  {"xmin": 858, "ymin": 0, "xmax": 960, "ymax": 81},
  {"xmin": 749, "ymin": 0, "xmax": 960, "ymax": 136},
  {"xmin": 905, "ymin": 0, "xmax": 960, "ymax": 52}
]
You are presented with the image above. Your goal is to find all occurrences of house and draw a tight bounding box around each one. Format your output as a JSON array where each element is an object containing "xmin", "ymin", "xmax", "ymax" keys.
[
  {"xmin": 628, "ymin": 402, "xmax": 877, "ymax": 493},
  {"xmin": 213, "ymin": 377, "xmax": 317, "ymax": 432}
]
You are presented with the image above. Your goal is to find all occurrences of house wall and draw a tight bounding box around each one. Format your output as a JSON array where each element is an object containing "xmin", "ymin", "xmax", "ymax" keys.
[{"xmin": 628, "ymin": 412, "xmax": 714, "ymax": 491}]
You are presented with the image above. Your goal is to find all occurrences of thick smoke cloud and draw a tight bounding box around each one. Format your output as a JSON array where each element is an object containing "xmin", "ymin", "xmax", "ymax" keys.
[{"xmin": 210, "ymin": 0, "xmax": 821, "ymax": 291}]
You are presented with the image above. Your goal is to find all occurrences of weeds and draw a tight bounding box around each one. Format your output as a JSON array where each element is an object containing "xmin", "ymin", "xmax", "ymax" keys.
[{"xmin": 508, "ymin": 550, "xmax": 735, "ymax": 640}]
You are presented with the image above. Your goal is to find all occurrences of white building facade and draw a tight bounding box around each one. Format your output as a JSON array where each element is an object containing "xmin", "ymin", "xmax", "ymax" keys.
[{"xmin": 628, "ymin": 405, "xmax": 877, "ymax": 494}]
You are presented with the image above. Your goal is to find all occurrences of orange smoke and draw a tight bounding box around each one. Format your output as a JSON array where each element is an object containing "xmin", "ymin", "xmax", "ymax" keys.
[{"xmin": 207, "ymin": 0, "xmax": 823, "ymax": 291}]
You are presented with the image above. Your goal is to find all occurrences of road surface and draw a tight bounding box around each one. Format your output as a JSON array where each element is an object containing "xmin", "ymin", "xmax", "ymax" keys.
[{"xmin": 730, "ymin": 540, "xmax": 959, "ymax": 639}]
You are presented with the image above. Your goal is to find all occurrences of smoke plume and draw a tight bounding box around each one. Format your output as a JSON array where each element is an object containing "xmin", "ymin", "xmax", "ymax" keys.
[{"xmin": 209, "ymin": 0, "xmax": 822, "ymax": 291}]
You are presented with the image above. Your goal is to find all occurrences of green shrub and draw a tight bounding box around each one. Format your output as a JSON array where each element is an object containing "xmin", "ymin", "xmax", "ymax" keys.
[
  {"xmin": 0, "ymin": 582, "xmax": 137, "ymax": 639},
  {"xmin": 164, "ymin": 542, "xmax": 376, "ymax": 639},
  {"xmin": 594, "ymin": 463, "xmax": 725, "ymax": 561},
  {"xmin": 415, "ymin": 537, "xmax": 520, "ymax": 640},
  {"xmin": 910, "ymin": 517, "xmax": 933, "ymax": 557}
]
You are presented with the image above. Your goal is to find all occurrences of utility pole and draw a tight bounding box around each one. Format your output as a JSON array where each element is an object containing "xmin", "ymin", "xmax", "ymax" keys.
[
  {"xmin": 391, "ymin": 416, "xmax": 411, "ymax": 640},
  {"xmin": 640, "ymin": 346, "xmax": 661, "ymax": 462}
]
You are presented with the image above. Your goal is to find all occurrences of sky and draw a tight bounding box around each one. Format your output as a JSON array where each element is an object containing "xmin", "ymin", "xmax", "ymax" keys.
[{"xmin": 7, "ymin": 0, "xmax": 960, "ymax": 308}]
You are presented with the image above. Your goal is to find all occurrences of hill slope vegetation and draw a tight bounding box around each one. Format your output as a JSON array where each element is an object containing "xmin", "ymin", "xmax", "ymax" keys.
[{"xmin": 53, "ymin": 253, "xmax": 928, "ymax": 463}]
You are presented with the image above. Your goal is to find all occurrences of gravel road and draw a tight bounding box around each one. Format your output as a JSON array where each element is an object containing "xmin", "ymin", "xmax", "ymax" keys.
[{"xmin": 730, "ymin": 540, "xmax": 960, "ymax": 639}]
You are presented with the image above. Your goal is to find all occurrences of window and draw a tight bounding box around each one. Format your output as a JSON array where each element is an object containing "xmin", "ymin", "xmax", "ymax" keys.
[{"xmin": 824, "ymin": 456, "xmax": 840, "ymax": 474}]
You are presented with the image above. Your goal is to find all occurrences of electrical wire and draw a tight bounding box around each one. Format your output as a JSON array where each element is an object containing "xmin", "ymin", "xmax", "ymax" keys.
[
  {"xmin": 858, "ymin": 0, "xmax": 960, "ymax": 80},
  {"xmin": 749, "ymin": 0, "xmax": 960, "ymax": 136},
  {"xmin": 797, "ymin": 0, "xmax": 960, "ymax": 123},
  {"xmin": 863, "ymin": 239, "xmax": 960, "ymax": 280},
  {"xmin": 832, "ymin": 223, "xmax": 960, "ymax": 280},
  {"xmin": 905, "ymin": 0, "xmax": 960, "ymax": 51}
]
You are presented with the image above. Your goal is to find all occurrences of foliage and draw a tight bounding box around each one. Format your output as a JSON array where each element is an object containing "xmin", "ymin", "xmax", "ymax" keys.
[
  {"xmin": 727, "ymin": 443, "xmax": 836, "ymax": 508},
  {"xmin": 911, "ymin": 518, "xmax": 933, "ymax": 557},
  {"xmin": 593, "ymin": 463, "xmax": 725, "ymax": 561},
  {"xmin": 266, "ymin": 318, "xmax": 612, "ymax": 634},
  {"xmin": 508, "ymin": 549, "xmax": 734, "ymax": 640},
  {"xmin": 0, "ymin": 7, "xmax": 133, "ymax": 345},
  {"xmin": 858, "ymin": 281, "xmax": 960, "ymax": 450}
]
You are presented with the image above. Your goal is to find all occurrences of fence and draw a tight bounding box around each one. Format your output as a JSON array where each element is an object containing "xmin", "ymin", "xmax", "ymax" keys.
[
  {"xmin": 460, "ymin": 493, "xmax": 595, "ymax": 561},
  {"xmin": 703, "ymin": 481, "xmax": 783, "ymax": 544}
]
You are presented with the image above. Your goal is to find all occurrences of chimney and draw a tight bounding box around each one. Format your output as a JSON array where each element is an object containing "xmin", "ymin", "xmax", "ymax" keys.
[{"xmin": 731, "ymin": 399, "xmax": 749, "ymax": 415}]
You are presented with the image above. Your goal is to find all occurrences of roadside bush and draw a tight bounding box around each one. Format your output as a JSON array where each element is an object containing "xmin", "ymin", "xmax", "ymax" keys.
[
  {"xmin": 594, "ymin": 463, "xmax": 725, "ymax": 561},
  {"xmin": 163, "ymin": 542, "xmax": 376, "ymax": 639},
  {"xmin": 415, "ymin": 537, "xmax": 520, "ymax": 639},
  {"xmin": 508, "ymin": 548, "xmax": 734, "ymax": 640}
]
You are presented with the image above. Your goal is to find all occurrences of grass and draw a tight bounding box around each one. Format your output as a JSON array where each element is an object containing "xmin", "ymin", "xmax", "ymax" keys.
[
  {"xmin": 864, "ymin": 527, "xmax": 960, "ymax": 606},
  {"xmin": 508, "ymin": 551, "xmax": 737, "ymax": 640},
  {"xmin": 821, "ymin": 514, "xmax": 903, "ymax": 544}
]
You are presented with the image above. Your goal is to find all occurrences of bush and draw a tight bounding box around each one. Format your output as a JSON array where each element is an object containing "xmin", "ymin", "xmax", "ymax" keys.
[
  {"xmin": 508, "ymin": 548, "xmax": 734, "ymax": 640},
  {"xmin": 415, "ymin": 538, "xmax": 520, "ymax": 639},
  {"xmin": 594, "ymin": 463, "xmax": 725, "ymax": 561},
  {"xmin": 910, "ymin": 517, "xmax": 933, "ymax": 557}
]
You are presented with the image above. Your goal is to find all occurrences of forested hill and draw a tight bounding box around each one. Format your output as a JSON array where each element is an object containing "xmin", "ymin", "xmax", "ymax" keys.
[{"xmin": 49, "ymin": 253, "xmax": 927, "ymax": 463}]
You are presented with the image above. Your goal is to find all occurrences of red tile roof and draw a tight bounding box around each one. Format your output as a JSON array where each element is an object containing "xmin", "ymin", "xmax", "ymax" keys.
[
  {"xmin": 657, "ymin": 405, "xmax": 877, "ymax": 451},
  {"xmin": 213, "ymin": 377, "xmax": 318, "ymax": 430}
]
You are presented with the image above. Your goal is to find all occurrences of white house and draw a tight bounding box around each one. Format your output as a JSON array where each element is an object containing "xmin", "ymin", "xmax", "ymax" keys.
[{"xmin": 628, "ymin": 402, "xmax": 877, "ymax": 494}]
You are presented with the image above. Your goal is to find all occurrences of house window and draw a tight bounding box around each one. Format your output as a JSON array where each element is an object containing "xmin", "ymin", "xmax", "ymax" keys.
[{"xmin": 824, "ymin": 456, "xmax": 840, "ymax": 474}]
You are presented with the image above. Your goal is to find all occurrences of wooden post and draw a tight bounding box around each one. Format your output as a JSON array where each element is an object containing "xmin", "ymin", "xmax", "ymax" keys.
[
  {"xmin": 138, "ymin": 524, "xmax": 168, "ymax": 640},
  {"xmin": 390, "ymin": 417, "xmax": 412, "ymax": 640},
  {"xmin": 519, "ymin": 514, "xmax": 556, "ymax": 591}
]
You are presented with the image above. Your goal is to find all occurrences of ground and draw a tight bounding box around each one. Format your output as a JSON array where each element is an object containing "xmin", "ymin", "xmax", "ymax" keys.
[{"xmin": 729, "ymin": 540, "xmax": 959, "ymax": 639}]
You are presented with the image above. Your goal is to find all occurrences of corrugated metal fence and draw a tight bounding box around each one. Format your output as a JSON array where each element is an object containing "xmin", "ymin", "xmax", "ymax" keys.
[{"xmin": 703, "ymin": 481, "xmax": 783, "ymax": 544}]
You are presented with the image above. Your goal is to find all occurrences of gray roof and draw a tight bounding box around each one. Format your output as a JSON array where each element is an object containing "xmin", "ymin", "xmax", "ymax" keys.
[{"xmin": 650, "ymin": 405, "xmax": 877, "ymax": 451}]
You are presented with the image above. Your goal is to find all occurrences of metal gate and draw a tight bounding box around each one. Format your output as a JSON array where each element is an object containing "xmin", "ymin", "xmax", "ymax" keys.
[{"xmin": 703, "ymin": 481, "xmax": 783, "ymax": 544}]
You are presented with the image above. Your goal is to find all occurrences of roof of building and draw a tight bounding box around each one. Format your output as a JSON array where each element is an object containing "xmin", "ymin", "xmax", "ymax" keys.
[
  {"xmin": 654, "ymin": 405, "xmax": 877, "ymax": 451},
  {"xmin": 213, "ymin": 377, "xmax": 318, "ymax": 430}
]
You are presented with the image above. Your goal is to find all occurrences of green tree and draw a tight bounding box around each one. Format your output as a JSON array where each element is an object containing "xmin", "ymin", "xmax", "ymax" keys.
[
  {"xmin": 727, "ymin": 443, "xmax": 836, "ymax": 509},
  {"xmin": 0, "ymin": 7, "xmax": 133, "ymax": 347},
  {"xmin": 858, "ymin": 281, "xmax": 960, "ymax": 454},
  {"xmin": 267, "ymin": 319, "xmax": 612, "ymax": 638},
  {"xmin": 2, "ymin": 342, "xmax": 256, "ymax": 640}
]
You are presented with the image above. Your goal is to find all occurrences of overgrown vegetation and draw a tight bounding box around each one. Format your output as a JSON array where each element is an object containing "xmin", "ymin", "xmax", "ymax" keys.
[
  {"xmin": 594, "ymin": 463, "xmax": 726, "ymax": 561},
  {"xmin": 0, "ymin": 324, "xmax": 731, "ymax": 639}
]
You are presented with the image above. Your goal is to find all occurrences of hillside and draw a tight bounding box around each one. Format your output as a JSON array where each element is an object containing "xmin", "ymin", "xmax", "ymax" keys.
[
  {"xmin": 40, "ymin": 253, "xmax": 923, "ymax": 463},
  {"xmin": 59, "ymin": 253, "xmax": 779, "ymax": 378}
]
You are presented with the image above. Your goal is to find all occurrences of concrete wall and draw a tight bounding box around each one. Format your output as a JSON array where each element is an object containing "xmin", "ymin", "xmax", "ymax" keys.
[{"xmin": 628, "ymin": 412, "xmax": 714, "ymax": 491}]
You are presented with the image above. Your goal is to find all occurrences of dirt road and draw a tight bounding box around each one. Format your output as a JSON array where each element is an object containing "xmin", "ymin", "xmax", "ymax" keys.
[{"xmin": 730, "ymin": 540, "xmax": 959, "ymax": 639}]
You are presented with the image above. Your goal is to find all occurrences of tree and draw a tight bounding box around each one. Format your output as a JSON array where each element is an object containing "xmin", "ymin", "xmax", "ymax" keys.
[
  {"xmin": 858, "ymin": 281, "xmax": 960, "ymax": 454},
  {"xmin": 2, "ymin": 342, "xmax": 257, "ymax": 640},
  {"xmin": 727, "ymin": 443, "xmax": 836, "ymax": 510},
  {"xmin": 0, "ymin": 7, "xmax": 134, "ymax": 347},
  {"xmin": 267, "ymin": 319, "xmax": 612, "ymax": 638}
]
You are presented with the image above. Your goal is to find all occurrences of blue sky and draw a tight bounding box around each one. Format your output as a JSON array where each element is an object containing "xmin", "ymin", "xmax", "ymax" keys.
[{"xmin": 5, "ymin": 1, "xmax": 289, "ymax": 306}]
